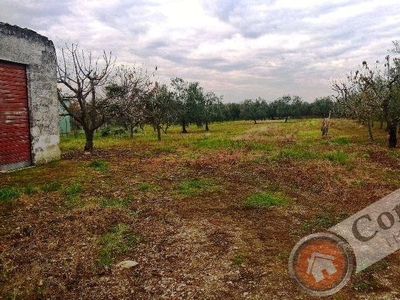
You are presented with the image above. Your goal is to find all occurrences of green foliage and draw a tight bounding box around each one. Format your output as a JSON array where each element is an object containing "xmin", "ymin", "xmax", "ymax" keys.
[
  {"xmin": 97, "ymin": 224, "xmax": 139, "ymax": 266},
  {"xmin": 243, "ymin": 191, "xmax": 288, "ymax": 208},
  {"xmin": 40, "ymin": 182, "xmax": 61, "ymax": 192},
  {"xmin": 0, "ymin": 187, "xmax": 20, "ymax": 202},
  {"xmin": 89, "ymin": 160, "xmax": 109, "ymax": 171},
  {"xmin": 100, "ymin": 126, "xmax": 111, "ymax": 137}
]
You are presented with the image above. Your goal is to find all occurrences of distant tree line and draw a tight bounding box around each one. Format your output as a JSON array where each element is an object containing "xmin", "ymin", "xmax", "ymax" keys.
[
  {"xmin": 332, "ymin": 41, "xmax": 400, "ymax": 148},
  {"xmin": 57, "ymin": 43, "xmax": 334, "ymax": 151},
  {"xmin": 106, "ymin": 83, "xmax": 335, "ymax": 137}
]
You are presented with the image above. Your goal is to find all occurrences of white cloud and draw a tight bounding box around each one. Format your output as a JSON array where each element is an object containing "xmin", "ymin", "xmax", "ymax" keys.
[{"xmin": 2, "ymin": 0, "xmax": 400, "ymax": 102}]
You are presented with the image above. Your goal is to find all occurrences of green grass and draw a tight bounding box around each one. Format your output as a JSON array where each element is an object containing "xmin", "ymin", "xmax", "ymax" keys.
[
  {"xmin": 40, "ymin": 182, "xmax": 61, "ymax": 192},
  {"xmin": 97, "ymin": 224, "xmax": 140, "ymax": 267},
  {"xmin": 137, "ymin": 182, "xmax": 152, "ymax": 192},
  {"xmin": 151, "ymin": 145, "xmax": 176, "ymax": 154},
  {"xmin": 99, "ymin": 196, "xmax": 131, "ymax": 208},
  {"xmin": 179, "ymin": 179, "xmax": 218, "ymax": 196},
  {"xmin": 243, "ymin": 191, "xmax": 288, "ymax": 208},
  {"xmin": 275, "ymin": 148, "xmax": 317, "ymax": 160},
  {"xmin": 322, "ymin": 150, "xmax": 349, "ymax": 165},
  {"xmin": 62, "ymin": 183, "xmax": 82, "ymax": 196},
  {"xmin": 194, "ymin": 137, "xmax": 244, "ymax": 150},
  {"xmin": 0, "ymin": 187, "xmax": 20, "ymax": 202},
  {"xmin": 65, "ymin": 196, "xmax": 83, "ymax": 209},
  {"xmin": 332, "ymin": 137, "xmax": 351, "ymax": 145},
  {"xmin": 62, "ymin": 183, "xmax": 83, "ymax": 209},
  {"xmin": 89, "ymin": 160, "xmax": 109, "ymax": 171},
  {"xmin": 303, "ymin": 213, "xmax": 350, "ymax": 232},
  {"xmin": 23, "ymin": 184, "xmax": 38, "ymax": 195},
  {"xmin": 232, "ymin": 253, "xmax": 245, "ymax": 266}
]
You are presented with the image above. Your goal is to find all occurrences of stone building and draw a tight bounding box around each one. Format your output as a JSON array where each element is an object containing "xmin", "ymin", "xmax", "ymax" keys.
[{"xmin": 0, "ymin": 23, "xmax": 60, "ymax": 171}]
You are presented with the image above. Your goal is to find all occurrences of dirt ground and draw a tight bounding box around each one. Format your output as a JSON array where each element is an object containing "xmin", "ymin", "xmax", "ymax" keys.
[{"xmin": 1, "ymin": 120, "xmax": 400, "ymax": 299}]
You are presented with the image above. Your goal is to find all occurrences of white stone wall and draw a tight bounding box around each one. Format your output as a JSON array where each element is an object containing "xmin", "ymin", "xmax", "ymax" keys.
[{"xmin": 0, "ymin": 22, "xmax": 61, "ymax": 166}]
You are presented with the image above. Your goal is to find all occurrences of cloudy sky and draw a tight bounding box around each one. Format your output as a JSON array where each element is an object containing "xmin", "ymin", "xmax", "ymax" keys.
[{"xmin": 2, "ymin": 0, "xmax": 400, "ymax": 102}]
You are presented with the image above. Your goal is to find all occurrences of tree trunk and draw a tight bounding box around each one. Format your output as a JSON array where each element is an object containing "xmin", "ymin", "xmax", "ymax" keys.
[
  {"xmin": 205, "ymin": 121, "xmax": 209, "ymax": 131},
  {"xmin": 130, "ymin": 124, "xmax": 134, "ymax": 138},
  {"xmin": 182, "ymin": 120, "xmax": 188, "ymax": 133},
  {"xmin": 84, "ymin": 129, "xmax": 94, "ymax": 152},
  {"xmin": 388, "ymin": 122, "xmax": 397, "ymax": 148},
  {"xmin": 367, "ymin": 119, "xmax": 374, "ymax": 141},
  {"xmin": 157, "ymin": 126, "xmax": 162, "ymax": 141}
]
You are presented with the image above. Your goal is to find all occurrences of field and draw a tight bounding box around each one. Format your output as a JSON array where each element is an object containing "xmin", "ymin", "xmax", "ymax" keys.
[{"xmin": 1, "ymin": 119, "xmax": 400, "ymax": 299}]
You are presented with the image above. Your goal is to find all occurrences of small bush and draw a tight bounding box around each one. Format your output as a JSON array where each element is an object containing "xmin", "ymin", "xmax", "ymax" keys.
[
  {"xmin": 0, "ymin": 187, "xmax": 20, "ymax": 202},
  {"xmin": 243, "ymin": 191, "xmax": 288, "ymax": 208},
  {"xmin": 100, "ymin": 126, "xmax": 111, "ymax": 137}
]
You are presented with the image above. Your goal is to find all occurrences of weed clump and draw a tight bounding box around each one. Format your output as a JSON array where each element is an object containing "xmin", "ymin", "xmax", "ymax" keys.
[
  {"xmin": 97, "ymin": 224, "xmax": 140, "ymax": 266},
  {"xmin": 89, "ymin": 160, "xmax": 109, "ymax": 171},
  {"xmin": 99, "ymin": 197, "xmax": 131, "ymax": 208},
  {"xmin": 0, "ymin": 187, "xmax": 20, "ymax": 202},
  {"xmin": 40, "ymin": 182, "xmax": 61, "ymax": 192},
  {"xmin": 323, "ymin": 150, "xmax": 349, "ymax": 165},
  {"xmin": 243, "ymin": 191, "xmax": 288, "ymax": 208},
  {"xmin": 62, "ymin": 182, "xmax": 82, "ymax": 196},
  {"xmin": 179, "ymin": 179, "xmax": 218, "ymax": 196}
]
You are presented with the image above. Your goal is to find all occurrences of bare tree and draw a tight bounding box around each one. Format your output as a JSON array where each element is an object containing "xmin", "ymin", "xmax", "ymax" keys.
[
  {"xmin": 332, "ymin": 63, "xmax": 383, "ymax": 142},
  {"xmin": 57, "ymin": 43, "xmax": 115, "ymax": 151}
]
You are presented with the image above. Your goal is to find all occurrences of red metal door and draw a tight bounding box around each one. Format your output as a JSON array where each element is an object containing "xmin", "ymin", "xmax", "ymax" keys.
[{"xmin": 0, "ymin": 61, "xmax": 31, "ymax": 171}]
